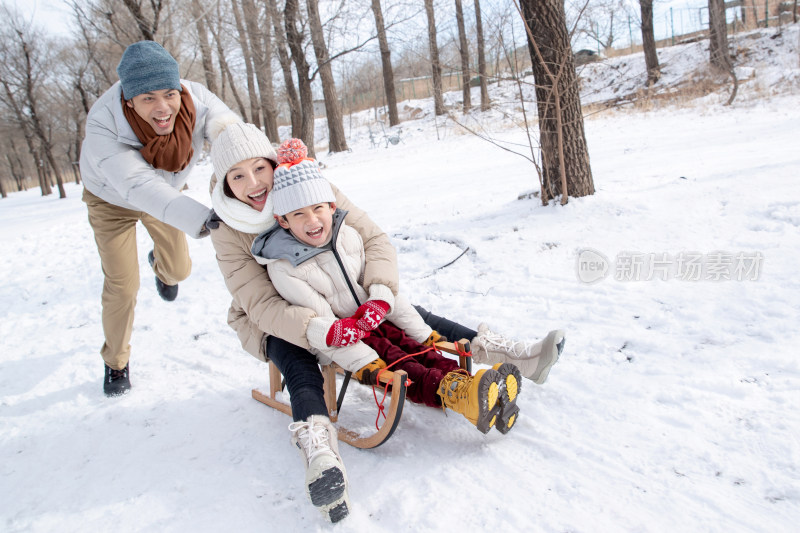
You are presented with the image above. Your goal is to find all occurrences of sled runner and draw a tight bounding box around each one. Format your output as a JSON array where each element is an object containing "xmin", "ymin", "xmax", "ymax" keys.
[{"xmin": 252, "ymin": 339, "xmax": 473, "ymax": 449}]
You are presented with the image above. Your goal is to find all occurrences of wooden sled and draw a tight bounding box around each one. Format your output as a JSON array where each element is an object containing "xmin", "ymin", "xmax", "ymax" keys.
[{"xmin": 252, "ymin": 339, "xmax": 472, "ymax": 449}]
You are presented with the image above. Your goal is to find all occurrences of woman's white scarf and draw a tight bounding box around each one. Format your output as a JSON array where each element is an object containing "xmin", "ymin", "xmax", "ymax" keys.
[{"xmin": 211, "ymin": 179, "xmax": 276, "ymax": 235}]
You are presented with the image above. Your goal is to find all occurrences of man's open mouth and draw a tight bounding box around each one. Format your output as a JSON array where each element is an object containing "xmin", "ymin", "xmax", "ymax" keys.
[{"xmin": 153, "ymin": 115, "xmax": 172, "ymax": 128}]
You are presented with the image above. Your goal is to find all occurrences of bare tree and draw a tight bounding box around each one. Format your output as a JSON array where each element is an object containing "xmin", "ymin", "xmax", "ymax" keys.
[
  {"xmin": 190, "ymin": 0, "xmax": 218, "ymax": 94},
  {"xmin": 474, "ymin": 0, "xmax": 490, "ymax": 111},
  {"xmin": 639, "ymin": 0, "xmax": 660, "ymax": 86},
  {"xmin": 4, "ymin": 135, "xmax": 29, "ymax": 191},
  {"xmin": 305, "ymin": 0, "xmax": 348, "ymax": 152},
  {"xmin": 575, "ymin": 0, "xmax": 625, "ymax": 52},
  {"xmin": 709, "ymin": 0, "xmax": 732, "ymax": 69},
  {"xmin": 708, "ymin": 0, "xmax": 738, "ymax": 104},
  {"xmin": 424, "ymin": 0, "xmax": 445, "ymax": 115},
  {"xmin": 1, "ymin": 13, "xmax": 67, "ymax": 198},
  {"xmin": 266, "ymin": 0, "xmax": 301, "ymax": 137},
  {"xmin": 121, "ymin": 0, "xmax": 164, "ymax": 41},
  {"xmin": 208, "ymin": 10, "xmax": 249, "ymax": 119},
  {"xmin": 371, "ymin": 0, "xmax": 400, "ymax": 126},
  {"xmin": 242, "ymin": 0, "xmax": 279, "ymax": 141},
  {"xmin": 454, "ymin": 0, "xmax": 472, "ymax": 112},
  {"xmin": 517, "ymin": 0, "xmax": 594, "ymax": 203},
  {"xmin": 231, "ymin": 0, "xmax": 261, "ymax": 129},
  {"xmin": 56, "ymin": 43, "xmax": 101, "ymax": 185},
  {"xmin": 284, "ymin": 0, "xmax": 316, "ymax": 155},
  {"xmin": 2, "ymin": 80, "xmax": 52, "ymax": 196}
]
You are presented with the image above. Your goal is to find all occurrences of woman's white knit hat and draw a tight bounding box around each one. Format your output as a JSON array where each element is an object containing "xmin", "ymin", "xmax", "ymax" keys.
[
  {"xmin": 210, "ymin": 121, "xmax": 277, "ymax": 181},
  {"xmin": 272, "ymin": 139, "xmax": 335, "ymax": 216},
  {"xmin": 207, "ymin": 118, "xmax": 277, "ymax": 234}
]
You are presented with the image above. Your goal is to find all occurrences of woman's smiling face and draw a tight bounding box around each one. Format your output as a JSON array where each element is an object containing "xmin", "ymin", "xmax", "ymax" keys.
[{"xmin": 225, "ymin": 157, "xmax": 275, "ymax": 211}]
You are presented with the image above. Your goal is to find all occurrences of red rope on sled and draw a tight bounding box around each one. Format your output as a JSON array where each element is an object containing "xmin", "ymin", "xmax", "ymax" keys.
[
  {"xmin": 453, "ymin": 342, "xmax": 471, "ymax": 359},
  {"xmin": 371, "ymin": 346, "xmax": 438, "ymax": 430}
]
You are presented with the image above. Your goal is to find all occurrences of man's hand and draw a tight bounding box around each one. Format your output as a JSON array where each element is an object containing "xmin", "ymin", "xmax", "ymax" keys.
[{"xmin": 205, "ymin": 209, "xmax": 223, "ymax": 230}]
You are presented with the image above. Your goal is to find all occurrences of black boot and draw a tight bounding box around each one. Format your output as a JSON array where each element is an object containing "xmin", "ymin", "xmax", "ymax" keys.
[
  {"xmin": 148, "ymin": 250, "xmax": 178, "ymax": 302},
  {"xmin": 104, "ymin": 364, "xmax": 131, "ymax": 396}
]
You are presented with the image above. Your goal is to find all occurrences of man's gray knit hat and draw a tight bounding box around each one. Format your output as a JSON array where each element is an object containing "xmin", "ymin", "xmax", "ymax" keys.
[
  {"xmin": 211, "ymin": 121, "xmax": 278, "ymax": 181},
  {"xmin": 117, "ymin": 41, "xmax": 182, "ymax": 100},
  {"xmin": 272, "ymin": 138, "xmax": 335, "ymax": 216}
]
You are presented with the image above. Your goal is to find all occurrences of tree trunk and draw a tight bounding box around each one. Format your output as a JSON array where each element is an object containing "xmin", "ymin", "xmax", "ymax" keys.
[
  {"xmin": 639, "ymin": 0, "xmax": 661, "ymax": 86},
  {"xmin": 424, "ymin": 0, "xmax": 445, "ymax": 116},
  {"xmin": 72, "ymin": 117, "xmax": 82, "ymax": 184},
  {"xmin": 455, "ymin": 0, "xmax": 471, "ymax": 112},
  {"xmin": 209, "ymin": 17, "xmax": 248, "ymax": 119},
  {"xmin": 2, "ymin": 90, "xmax": 37, "ymax": 192},
  {"xmin": 6, "ymin": 141, "xmax": 27, "ymax": 191},
  {"xmin": 232, "ymin": 0, "xmax": 261, "ymax": 129},
  {"xmin": 191, "ymin": 0, "xmax": 218, "ymax": 94},
  {"xmin": 306, "ymin": 0, "xmax": 348, "ymax": 153},
  {"xmin": 242, "ymin": 0, "xmax": 279, "ymax": 141},
  {"xmin": 371, "ymin": 0, "xmax": 399, "ymax": 126},
  {"xmin": 35, "ymin": 150, "xmax": 52, "ymax": 196},
  {"xmin": 19, "ymin": 40, "xmax": 66, "ymax": 198},
  {"xmin": 518, "ymin": 0, "xmax": 594, "ymax": 202},
  {"xmin": 708, "ymin": 0, "xmax": 738, "ymax": 104},
  {"xmin": 474, "ymin": 0, "xmax": 490, "ymax": 111},
  {"xmin": 284, "ymin": 0, "xmax": 316, "ymax": 156},
  {"xmin": 267, "ymin": 0, "xmax": 301, "ymax": 137},
  {"xmin": 708, "ymin": 0, "xmax": 733, "ymax": 70}
]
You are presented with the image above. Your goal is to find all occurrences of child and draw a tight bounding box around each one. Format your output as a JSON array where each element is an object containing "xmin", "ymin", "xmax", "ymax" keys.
[{"xmin": 250, "ymin": 138, "xmax": 519, "ymax": 436}]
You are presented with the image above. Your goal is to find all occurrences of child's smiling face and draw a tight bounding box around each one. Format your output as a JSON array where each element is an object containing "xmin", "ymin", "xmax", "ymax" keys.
[{"xmin": 278, "ymin": 203, "xmax": 336, "ymax": 247}]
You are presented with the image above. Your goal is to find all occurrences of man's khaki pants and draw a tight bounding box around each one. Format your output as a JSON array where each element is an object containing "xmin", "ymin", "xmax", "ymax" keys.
[{"xmin": 83, "ymin": 189, "xmax": 191, "ymax": 370}]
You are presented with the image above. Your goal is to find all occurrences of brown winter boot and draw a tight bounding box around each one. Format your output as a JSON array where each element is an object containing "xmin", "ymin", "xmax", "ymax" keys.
[
  {"xmin": 437, "ymin": 368, "xmax": 502, "ymax": 434},
  {"xmin": 423, "ymin": 330, "xmax": 447, "ymax": 347},
  {"xmin": 353, "ymin": 358, "xmax": 387, "ymax": 385}
]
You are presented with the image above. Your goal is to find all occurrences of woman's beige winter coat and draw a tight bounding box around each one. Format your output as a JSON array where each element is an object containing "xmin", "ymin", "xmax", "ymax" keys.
[{"xmin": 210, "ymin": 183, "xmax": 400, "ymax": 362}]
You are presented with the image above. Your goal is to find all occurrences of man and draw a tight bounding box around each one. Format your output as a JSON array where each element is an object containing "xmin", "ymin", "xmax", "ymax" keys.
[{"xmin": 80, "ymin": 41, "xmax": 239, "ymax": 396}]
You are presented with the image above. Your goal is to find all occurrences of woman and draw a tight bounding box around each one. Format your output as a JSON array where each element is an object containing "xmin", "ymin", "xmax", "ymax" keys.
[{"xmin": 207, "ymin": 120, "xmax": 565, "ymax": 523}]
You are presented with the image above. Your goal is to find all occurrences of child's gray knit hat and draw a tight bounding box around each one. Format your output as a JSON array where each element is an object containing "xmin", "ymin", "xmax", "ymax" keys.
[
  {"xmin": 116, "ymin": 41, "xmax": 182, "ymax": 100},
  {"xmin": 272, "ymin": 139, "xmax": 335, "ymax": 216}
]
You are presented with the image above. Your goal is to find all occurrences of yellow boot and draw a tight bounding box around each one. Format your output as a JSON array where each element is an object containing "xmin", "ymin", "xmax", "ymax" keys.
[
  {"xmin": 353, "ymin": 358, "xmax": 387, "ymax": 385},
  {"xmin": 437, "ymin": 368, "xmax": 502, "ymax": 434},
  {"xmin": 492, "ymin": 363, "xmax": 522, "ymax": 434}
]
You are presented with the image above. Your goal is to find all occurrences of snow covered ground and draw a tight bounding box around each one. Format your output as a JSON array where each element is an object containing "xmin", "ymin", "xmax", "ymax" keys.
[{"xmin": 2, "ymin": 25, "xmax": 799, "ymax": 532}]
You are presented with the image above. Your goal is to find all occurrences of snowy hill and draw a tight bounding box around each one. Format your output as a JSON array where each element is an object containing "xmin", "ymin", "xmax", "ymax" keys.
[{"xmin": 1, "ymin": 24, "xmax": 799, "ymax": 532}]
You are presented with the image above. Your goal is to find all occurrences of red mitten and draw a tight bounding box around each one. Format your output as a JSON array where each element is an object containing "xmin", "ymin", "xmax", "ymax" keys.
[
  {"xmin": 352, "ymin": 300, "xmax": 390, "ymax": 331},
  {"xmin": 326, "ymin": 318, "xmax": 368, "ymax": 347}
]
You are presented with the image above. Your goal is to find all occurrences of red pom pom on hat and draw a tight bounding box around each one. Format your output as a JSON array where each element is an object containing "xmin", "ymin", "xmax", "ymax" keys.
[{"xmin": 277, "ymin": 138, "xmax": 308, "ymax": 165}]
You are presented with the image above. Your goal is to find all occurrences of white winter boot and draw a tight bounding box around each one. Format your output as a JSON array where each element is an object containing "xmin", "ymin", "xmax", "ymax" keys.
[
  {"xmin": 288, "ymin": 415, "xmax": 350, "ymax": 522},
  {"xmin": 471, "ymin": 325, "xmax": 565, "ymax": 384}
]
